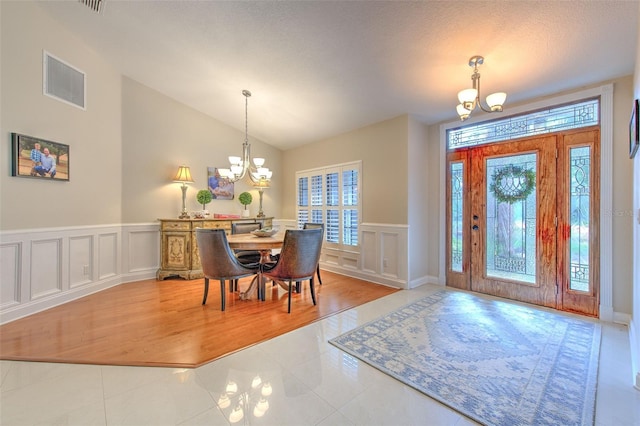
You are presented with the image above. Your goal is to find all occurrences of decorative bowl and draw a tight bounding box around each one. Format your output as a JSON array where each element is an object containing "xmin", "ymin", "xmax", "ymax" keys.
[{"xmin": 251, "ymin": 227, "xmax": 279, "ymax": 237}]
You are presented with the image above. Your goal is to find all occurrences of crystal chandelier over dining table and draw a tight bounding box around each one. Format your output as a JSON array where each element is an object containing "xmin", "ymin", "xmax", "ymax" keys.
[{"xmin": 218, "ymin": 90, "xmax": 273, "ymax": 185}]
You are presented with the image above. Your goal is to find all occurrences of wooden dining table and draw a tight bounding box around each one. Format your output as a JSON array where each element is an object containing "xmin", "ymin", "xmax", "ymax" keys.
[{"xmin": 226, "ymin": 232, "xmax": 286, "ymax": 300}]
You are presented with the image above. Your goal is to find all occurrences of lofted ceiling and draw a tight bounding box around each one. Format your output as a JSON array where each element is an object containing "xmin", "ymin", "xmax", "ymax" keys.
[{"xmin": 37, "ymin": 1, "xmax": 638, "ymax": 150}]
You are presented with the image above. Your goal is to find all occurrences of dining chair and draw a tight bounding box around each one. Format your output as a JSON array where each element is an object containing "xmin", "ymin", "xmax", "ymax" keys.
[
  {"xmin": 260, "ymin": 228, "xmax": 323, "ymax": 313},
  {"xmin": 231, "ymin": 222, "xmax": 262, "ymax": 265},
  {"xmin": 195, "ymin": 228, "xmax": 259, "ymax": 311}
]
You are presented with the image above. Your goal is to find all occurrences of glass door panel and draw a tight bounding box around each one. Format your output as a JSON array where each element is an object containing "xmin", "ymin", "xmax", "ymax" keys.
[
  {"xmin": 569, "ymin": 146, "xmax": 591, "ymax": 292},
  {"xmin": 446, "ymin": 150, "xmax": 470, "ymax": 290},
  {"xmin": 450, "ymin": 162, "xmax": 464, "ymax": 273},
  {"xmin": 485, "ymin": 154, "xmax": 537, "ymax": 284}
]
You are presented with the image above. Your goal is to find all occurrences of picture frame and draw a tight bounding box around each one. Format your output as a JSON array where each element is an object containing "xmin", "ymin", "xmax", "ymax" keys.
[
  {"xmin": 630, "ymin": 99, "xmax": 639, "ymax": 159},
  {"xmin": 207, "ymin": 167, "xmax": 234, "ymax": 200},
  {"xmin": 11, "ymin": 133, "xmax": 69, "ymax": 181}
]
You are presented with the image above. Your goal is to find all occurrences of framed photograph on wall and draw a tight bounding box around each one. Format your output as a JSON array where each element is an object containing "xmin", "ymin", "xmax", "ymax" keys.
[
  {"xmin": 630, "ymin": 99, "xmax": 639, "ymax": 159},
  {"xmin": 207, "ymin": 167, "xmax": 234, "ymax": 200},
  {"xmin": 11, "ymin": 133, "xmax": 70, "ymax": 181}
]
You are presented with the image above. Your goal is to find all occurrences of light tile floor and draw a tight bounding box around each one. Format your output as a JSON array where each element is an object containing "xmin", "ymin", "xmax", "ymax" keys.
[{"xmin": 1, "ymin": 284, "xmax": 639, "ymax": 425}]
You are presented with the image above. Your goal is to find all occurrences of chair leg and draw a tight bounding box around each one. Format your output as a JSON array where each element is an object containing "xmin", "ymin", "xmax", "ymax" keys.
[
  {"xmin": 220, "ymin": 279, "xmax": 226, "ymax": 311},
  {"xmin": 202, "ymin": 278, "xmax": 210, "ymax": 305},
  {"xmin": 295, "ymin": 281, "xmax": 301, "ymax": 293},
  {"xmin": 287, "ymin": 280, "xmax": 293, "ymax": 313},
  {"xmin": 310, "ymin": 277, "xmax": 316, "ymax": 306},
  {"xmin": 316, "ymin": 265, "xmax": 322, "ymax": 285}
]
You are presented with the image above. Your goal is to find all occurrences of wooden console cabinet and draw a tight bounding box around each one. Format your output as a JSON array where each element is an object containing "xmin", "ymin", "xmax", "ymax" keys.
[{"xmin": 157, "ymin": 217, "xmax": 273, "ymax": 280}]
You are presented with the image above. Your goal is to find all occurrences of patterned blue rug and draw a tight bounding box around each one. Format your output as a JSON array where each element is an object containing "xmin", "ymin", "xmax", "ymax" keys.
[{"xmin": 329, "ymin": 290, "xmax": 601, "ymax": 426}]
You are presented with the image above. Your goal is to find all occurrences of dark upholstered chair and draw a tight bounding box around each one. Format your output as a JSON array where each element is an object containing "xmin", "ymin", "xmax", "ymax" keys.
[
  {"xmin": 231, "ymin": 222, "xmax": 262, "ymax": 265},
  {"xmin": 261, "ymin": 228, "xmax": 323, "ymax": 313},
  {"xmin": 302, "ymin": 223, "xmax": 324, "ymax": 284},
  {"xmin": 196, "ymin": 229, "xmax": 259, "ymax": 311}
]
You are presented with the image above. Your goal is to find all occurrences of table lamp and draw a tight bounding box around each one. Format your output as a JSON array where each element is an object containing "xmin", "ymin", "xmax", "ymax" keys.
[
  {"xmin": 173, "ymin": 165, "xmax": 194, "ymax": 219},
  {"xmin": 252, "ymin": 179, "xmax": 270, "ymax": 218}
]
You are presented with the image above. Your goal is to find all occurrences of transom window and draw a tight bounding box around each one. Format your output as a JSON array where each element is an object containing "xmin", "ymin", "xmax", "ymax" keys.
[
  {"xmin": 296, "ymin": 161, "xmax": 361, "ymax": 247},
  {"xmin": 447, "ymin": 98, "xmax": 599, "ymax": 150}
]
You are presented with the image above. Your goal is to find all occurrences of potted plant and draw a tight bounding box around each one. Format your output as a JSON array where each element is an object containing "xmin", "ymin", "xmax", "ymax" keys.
[
  {"xmin": 195, "ymin": 189, "xmax": 213, "ymax": 218},
  {"xmin": 238, "ymin": 191, "xmax": 252, "ymax": 217}
]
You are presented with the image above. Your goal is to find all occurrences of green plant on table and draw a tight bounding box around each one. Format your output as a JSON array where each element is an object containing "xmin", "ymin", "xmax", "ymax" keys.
[
  {"xmin": 238, "ymin": 191, "xmax": 252, "ymax": 210},
  {"xmin": 196, "ymin": 189, "xmax": 213, "ymax": 210}
]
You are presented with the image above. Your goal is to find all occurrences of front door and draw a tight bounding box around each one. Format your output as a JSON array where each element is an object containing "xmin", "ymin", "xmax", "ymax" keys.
[{"xmin": 446, "ymin": 129, "xmax": 600, "ymax": 316}]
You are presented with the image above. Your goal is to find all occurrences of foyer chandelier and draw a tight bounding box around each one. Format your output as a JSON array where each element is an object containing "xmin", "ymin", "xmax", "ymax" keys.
[
  {"xmin": 218, "ymin": 90, "xmax": 273, "ymax": 185},
  {"xmin": 456, "ymin": 55, "xmax": 507, "ymax": 121}
]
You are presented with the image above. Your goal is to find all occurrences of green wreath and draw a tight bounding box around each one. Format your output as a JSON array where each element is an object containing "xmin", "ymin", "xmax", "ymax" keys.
[{"xmin": 490, "ymin": 165, "xmax": 536, "ymax": 204}]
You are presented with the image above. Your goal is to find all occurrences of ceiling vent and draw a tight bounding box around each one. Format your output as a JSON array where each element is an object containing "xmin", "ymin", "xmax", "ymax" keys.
[
  {"xmin": 43, "ymin": 51, "xmax": 86, "ymax": 110},
  {"xmin": 78, "ymin": 0, "xmax": 105, "ymax": 14}
]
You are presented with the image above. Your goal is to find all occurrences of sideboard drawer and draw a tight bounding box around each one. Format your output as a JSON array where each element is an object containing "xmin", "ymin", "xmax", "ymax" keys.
[
  {"xmin": 202, "ymin": 220, "xmax": 231, "ymax": 231},
  {"xmin": 161, "ymin": 221, "xmax": 191, "ymax": 231}
]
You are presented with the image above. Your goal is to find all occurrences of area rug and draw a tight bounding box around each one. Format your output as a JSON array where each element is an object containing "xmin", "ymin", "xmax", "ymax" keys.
[{"xmin": 329, "ymin": 290, "xmax": 601, "ymax": 426}]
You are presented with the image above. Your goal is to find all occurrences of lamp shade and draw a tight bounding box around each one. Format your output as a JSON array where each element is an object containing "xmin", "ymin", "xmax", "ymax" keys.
[
  {"xmin": 456, "ymin": 104, "xmax": 471, "ymax": 120},
  {"xmin": 457, "ymin": 88, "xmax": 477, "ymax": 104},
  {"xmin": 486, "ymin": 92, "xmax": 507, "ymax": 111},
  {"xmin": 173, "ymin": 165, "xmax": 194, "ymax": 183}
]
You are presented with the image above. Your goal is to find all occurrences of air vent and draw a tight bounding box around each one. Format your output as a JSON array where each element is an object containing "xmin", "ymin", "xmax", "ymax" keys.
[
  {"xmin": 43, "ymin": 51, "xmax": 86, "ymax": 110},
  {"xmin": 78, "ymin": 0, "xmax": 105, "ymax": 14}
]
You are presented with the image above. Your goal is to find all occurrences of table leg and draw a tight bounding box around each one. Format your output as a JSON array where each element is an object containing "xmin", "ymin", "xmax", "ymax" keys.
[{"xmin": 239, "ymin": 249, "xmax": 272, "ymax": 301}]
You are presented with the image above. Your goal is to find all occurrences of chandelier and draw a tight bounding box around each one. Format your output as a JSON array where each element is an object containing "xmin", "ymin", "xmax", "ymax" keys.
[
  {"xmin": 219, "ymin": 90, "xmax": 273, "ymax": 185},
  {"xmin": 456, "ymin": 55, "xmax": 506, "ymax": 121}
]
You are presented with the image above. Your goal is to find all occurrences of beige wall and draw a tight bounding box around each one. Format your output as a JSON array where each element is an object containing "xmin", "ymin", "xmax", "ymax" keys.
[
  {"xmin": 407, "ymin": 116, "xmax": 434, "ymax": 282},
  {"xmin": 281, "ymin": 115, "xmax": 409, "ymax": 224},
  {"xmin": 121, "ymin": 78, "xmax": 283, "ymax": 223},
  {"xmin": 0, "ymin": 2, "xmax": 122, "ymax": 230},
  {"xmin": 610, "ymin": 76, "xmax": 635, "ymax": 315}
]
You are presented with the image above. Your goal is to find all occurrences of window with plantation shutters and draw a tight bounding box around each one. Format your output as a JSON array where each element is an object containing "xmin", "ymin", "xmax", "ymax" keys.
[
  {"xmin": 296, "ymin": 161, "xmax": 361, "ymax": 247},
  {"xmin": 297, "ymin": 176, "xmax": 309, "ymax": 226}
]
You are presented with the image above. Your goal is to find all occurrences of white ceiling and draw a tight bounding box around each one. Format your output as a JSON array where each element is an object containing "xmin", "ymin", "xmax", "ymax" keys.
[{"xmin": 37, "ymin": 1, "xmax": 638, "ymax": 150}]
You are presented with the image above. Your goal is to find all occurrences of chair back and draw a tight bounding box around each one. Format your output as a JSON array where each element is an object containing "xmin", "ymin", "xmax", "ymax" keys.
[
  {"xmin": 232, "ymin": 222, "xmax": 261, "ymax": 234},
  {"xmin": 303, "ymin": 222, "xmax": 324, "ymax": 238},
  {"xmin": 265, "ymin": 228, "xmax": 323, "ymax": 280},
  {"xmin": 196, "ymin": 229, "xmax": 256, "ymax": 279}
]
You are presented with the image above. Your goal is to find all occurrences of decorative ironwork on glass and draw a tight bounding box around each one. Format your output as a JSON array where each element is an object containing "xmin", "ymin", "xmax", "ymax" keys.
[
  {"xmin": 569, "ymin": 146, "xmax": 591, "ymax": 292},
  {"xmin": 486, "ymin": 154, "xmax": 537, "ymax": 284},
  {"xmin": 447, "ymin": 98, "xmax": 599, "ymax": 150},
  {"xmin": 450, "ymin": 162, "xmax": 463, "ymax": 272}
]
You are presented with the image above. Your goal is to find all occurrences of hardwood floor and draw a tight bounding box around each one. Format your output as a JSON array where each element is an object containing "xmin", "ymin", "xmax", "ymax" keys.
[{"xmin": 0, "ymin": 271, "xmax": 398, "ymax": 368}]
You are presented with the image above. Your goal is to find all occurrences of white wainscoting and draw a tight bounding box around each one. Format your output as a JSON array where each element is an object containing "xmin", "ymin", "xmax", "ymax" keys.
[
  {"xmin": 1, "ymin": 220, "xmax": 408, "ymax": 324},
  {"xmin": 0, "ymin": 223, "xmax": 159, "ymax": 324},
  {"xmin": 275, "ymin": 220, "xmax": 409, "ymax": 289}
]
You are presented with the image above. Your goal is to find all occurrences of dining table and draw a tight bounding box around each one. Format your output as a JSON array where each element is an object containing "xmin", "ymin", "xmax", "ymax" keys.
[{"xmin": 226, "ymin": 231, "xmax": 286, "ymax": 300}]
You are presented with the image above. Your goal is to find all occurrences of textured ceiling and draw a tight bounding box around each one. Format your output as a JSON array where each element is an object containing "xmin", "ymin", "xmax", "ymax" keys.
[{"xmin": 37, "ymin": 1, "xmax": 638, "ymax": 150}]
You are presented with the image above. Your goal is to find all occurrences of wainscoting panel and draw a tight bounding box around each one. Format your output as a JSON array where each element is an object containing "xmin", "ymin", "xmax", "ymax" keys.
[
  {"xmin": 275, "ymin": 220, "xmax": 408, "ymax": 288},
  {"xmin": 69, "ymin": 235, "xmax": 93, "ymax": 288},
  {"xmin": 381, "ymin": 232, "xmax": 399, "ymax": 279},
  {"xmin": 30, "ymin": 238, "xmax": 62, "ymax": 300},
  {"xmin": 127, "ymin": 229, "xmax": 160, "ymax": 273},
  {"xmin": 0, "ymin": 223, "xmax": 159, "ymax": 324},
  {"xmin": 98, "ymin": 232, "xmax": 118, "ymax": 280},
  {"xmin": 361, "ymin": 230, "xmax": 377, "ymax": 274},
  {"xmin": 0, "ymin": 242, "xmax": 21, "ymax": 309}
]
